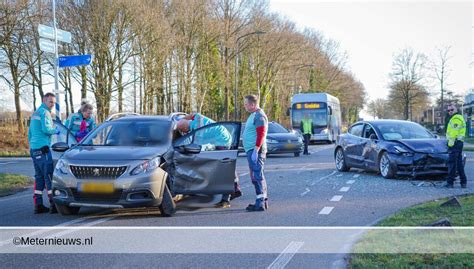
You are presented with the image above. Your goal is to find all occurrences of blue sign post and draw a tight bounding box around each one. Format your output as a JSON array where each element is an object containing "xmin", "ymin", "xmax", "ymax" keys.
[{"xmin": 58, "ymin": 54, "xmax": 92, "ymax": 68}]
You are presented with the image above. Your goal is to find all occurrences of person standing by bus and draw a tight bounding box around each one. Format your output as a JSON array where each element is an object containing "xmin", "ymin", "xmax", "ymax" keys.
[{"xmin": 300, "ymin": 113, "xmax": 313, "ymax": 155}]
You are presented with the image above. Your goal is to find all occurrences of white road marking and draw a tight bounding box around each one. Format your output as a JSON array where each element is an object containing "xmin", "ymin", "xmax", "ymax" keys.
[
  {"xmin": 339, "ymin": 186, "xmax": 350, "ymax": 192},
  {"xmin": 310, "ymin": 170, "xmax": 337, "ymax": 186},
  {"xmin": 318, "ymin": 206, "xmax": 334, "ymax": 215},
  {"xmin": 0, "ymin": 162, "xmax": 17, "ymax": 165},
  {"xmin": 346, "ymin": 180, "xmax": 356, "ymax": 185},
  {"xmin": 267, "ymin": 241, "xmax": 304, "ymax": 269},
  {"xmin": 353, "ymin": 174, "xmax": 360, "ymax": 178},
  {"xmin": 300, "ymin": 188, "xmax": 311, "ymax": 197},
  {"xmin": 330, "ymin": 195, "xmax": 343, "ymax": 202},
  {"xmin": 239, "ymin": 172, "xmax": 249, "ymax": 177},
  {"xmin": 336, "ymin": 174, "xmax": 343, "ymax": 177}
]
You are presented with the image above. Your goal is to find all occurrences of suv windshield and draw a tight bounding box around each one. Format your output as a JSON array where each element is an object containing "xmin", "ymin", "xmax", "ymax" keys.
[
  {"xmin": 81, "ymin": 120, "xmax": 172, "ymax": 146},
  {"xmin": 376, "ymin": 122, "xmax": 434, "ymax": 140}
]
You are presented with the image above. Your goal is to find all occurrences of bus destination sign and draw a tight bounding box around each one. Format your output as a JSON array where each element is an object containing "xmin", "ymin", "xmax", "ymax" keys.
[{"xmin": 295, "ymin": 103, "xmax": 321, "ymax": 109}]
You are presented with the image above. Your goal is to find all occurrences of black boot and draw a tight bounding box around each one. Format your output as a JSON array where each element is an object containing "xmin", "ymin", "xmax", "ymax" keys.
[{"xmin": 34, "ymin": 204, "xmax": 49, "ymax": 214}]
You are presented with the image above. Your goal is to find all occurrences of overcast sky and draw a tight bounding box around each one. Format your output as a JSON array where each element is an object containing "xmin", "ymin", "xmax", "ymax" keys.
[{"xmin": 269, "ymin": 0, "xmax": 473, "ymax": 104}]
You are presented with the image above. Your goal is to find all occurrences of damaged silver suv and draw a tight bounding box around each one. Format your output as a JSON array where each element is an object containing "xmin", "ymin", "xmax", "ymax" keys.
[{"xmin": 51, "ymin": 116, "xmax": 241, "ymax": 217}]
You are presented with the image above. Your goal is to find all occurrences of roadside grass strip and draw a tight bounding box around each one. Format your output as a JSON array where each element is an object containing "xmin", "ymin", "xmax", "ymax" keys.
[
  {"xmin": 0, "ymin": 173, "xmax": 33, "ymax": 197},
  {"xmin": 350, "ymin": 194, "xmax": 474, "ymax": 268}
]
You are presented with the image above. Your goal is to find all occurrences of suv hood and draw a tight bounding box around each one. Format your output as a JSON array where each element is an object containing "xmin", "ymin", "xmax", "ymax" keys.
[
  {"xmin": 397, "ymin": 139, "xmax": 448, "ymax": 154},
  {"xmin": 64, "ymin": 145, "xmax": 169, "ymax": 160}
]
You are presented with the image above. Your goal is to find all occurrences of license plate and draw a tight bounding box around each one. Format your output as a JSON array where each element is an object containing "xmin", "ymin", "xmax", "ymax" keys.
[
  {"xmin": 79, "ymin": 182, "xmax": 114, "ymax": 194},
  {"xmin": 284, "ymin": 144, "xmax": 296, "ymax": 149}
]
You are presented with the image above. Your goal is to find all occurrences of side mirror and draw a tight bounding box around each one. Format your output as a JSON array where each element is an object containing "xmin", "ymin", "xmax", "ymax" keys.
[
  {"xmin": 52, "ymin": 142, "xmax": 69, "ymax": 152},
  {"xmin": 175, "ymin": 144, "xmax": 201, "ymax": 154},
  {"xmin": 328, "ymin": 106, "xmax": 333, "ymax": 115}
]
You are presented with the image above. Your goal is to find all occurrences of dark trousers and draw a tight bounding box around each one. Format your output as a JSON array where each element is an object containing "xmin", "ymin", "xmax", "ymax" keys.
[
  {"xmin": 447, "ymin": 140, "xmax": 467, "ymax": 185},
  {"xmin": 246, "ymin": 149, "xmax": 267, "ymax": 207},
  {"xmin": 303, "ymin": 134, "xmax": 311, "ymax": 154},
  {"xmin": 30, "ymin": 148, "xmax": 54, "ymax": 206}
]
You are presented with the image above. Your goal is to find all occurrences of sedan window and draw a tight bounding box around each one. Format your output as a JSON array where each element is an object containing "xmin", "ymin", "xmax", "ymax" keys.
[
  {"xmin": 377, "ymin": 122, "xmax": 434, "ymax": 140},
  {"xmin": 348, "ymin": 124, "xmax": 364, "ymax": 137}
]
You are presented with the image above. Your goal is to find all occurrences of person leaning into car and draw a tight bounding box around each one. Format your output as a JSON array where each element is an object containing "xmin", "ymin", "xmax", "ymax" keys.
[
  {"xmin": 28, "ymin": 92, "xmax": 60, "ymax": 214},
  {"xmin": 300, "ymin": 113, "xmax": 313, "ymax": 155},
  {"xmin": 444, "ymin": 104, "xmax": 467, "ymax": 188},
  {"xmin": 176, "ymin": 113, "xmax": 243, "ymax": 208}
]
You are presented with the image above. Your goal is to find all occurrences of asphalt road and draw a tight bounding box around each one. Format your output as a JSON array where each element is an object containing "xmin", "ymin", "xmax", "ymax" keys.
[{"xmin": 1, "ymin": 144, "xmax": 473, "ymax": 268}]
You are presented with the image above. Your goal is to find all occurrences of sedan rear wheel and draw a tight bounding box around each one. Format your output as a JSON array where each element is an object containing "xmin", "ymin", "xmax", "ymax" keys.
[
  {"xmin": 335, "ymin": 148, "xmax": 350, "ymax": 172},
  {"xmin": 379, "ymin": 152, "xmax": 396, "ymax": 179}
]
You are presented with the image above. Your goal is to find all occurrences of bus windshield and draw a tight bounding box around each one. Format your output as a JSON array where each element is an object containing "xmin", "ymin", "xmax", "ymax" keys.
[{"xmin": 292, "ymin": 107, "xmax": 328, "ymax": 127}]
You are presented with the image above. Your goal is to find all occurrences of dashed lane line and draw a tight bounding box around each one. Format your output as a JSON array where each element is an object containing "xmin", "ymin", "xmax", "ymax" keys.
[
  {"xmin": 346, "ymin": 180, "xmax": 356, "ymax": 185},
  {"xmin": 0, "ymin": 162, "xmax": 17, "ymax": 165},
  {"xmin": 330, "ymin": 195, "xmax": 343, "ymax": 202},
  {"xmin": 267, "ymin": 241, "xmax": 305, "ymax": 269},
  {"xmin": 318, "ymin": 206, "xmax": 334, "ymax": 215},
  {"xmin": 339, "ymin": 186, "xmax": 350, "ymax": 192},
  {"xmin": 353, "ymin": 174, "xmax": 360, "ymax": 178}
]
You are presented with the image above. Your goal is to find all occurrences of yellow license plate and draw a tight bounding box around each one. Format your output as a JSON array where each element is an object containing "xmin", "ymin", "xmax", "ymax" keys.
[
  {"xmin": 79, "ymin": 182, "xmax": 114, "ymax": 194},
  {"xmin": 284, "ymin": 144, "xmax": 295, "ymax": 149}
]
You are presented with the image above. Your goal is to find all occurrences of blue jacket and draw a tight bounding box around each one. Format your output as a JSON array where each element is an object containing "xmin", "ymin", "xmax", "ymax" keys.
[
  {"xmin": 28, "ymin": 103, "xmax": 57, "ymax": 150},
  {"xmin": 65, "ymin": 112, "xmax": 96, "ymax": 139},
  {"xmin": 189, "ymin": 113, "xmax": 232, "ymax": 148}
]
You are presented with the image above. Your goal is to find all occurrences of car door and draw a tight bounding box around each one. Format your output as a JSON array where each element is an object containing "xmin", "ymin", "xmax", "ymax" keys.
[
  {"xmin": 171, "ymin": 122, "xmax": 241, "ymax": 195},
  {"xmin": 51, "ymin": 120, "xmax": 76, "ymax": 167},
  {"xmin": 361, "ymin": 124, "xmax": 379, "ymax": 169},
  {"xmin": 344, "ymin": 123, "xmax": 365, "ymax": 166}
]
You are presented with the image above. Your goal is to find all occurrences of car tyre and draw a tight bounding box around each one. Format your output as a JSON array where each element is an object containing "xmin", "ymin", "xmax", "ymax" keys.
[
  {"xmin": 379, "ymin": 152, "xmax": 396, "ymax": 179},
  {"xmin": 159, "ymin": 184, "xmax": 176, "ymax": 217},
  {"xmin": 335, "ymin": 147, "xmax": 350, "ymax": 172},
  {"xmin": 56, "ymin": 204, "xmax": 80, "ymax": 215},
  {"xmin": 294, "ymin": 152, "xmax": 300, "ymax": 157}
]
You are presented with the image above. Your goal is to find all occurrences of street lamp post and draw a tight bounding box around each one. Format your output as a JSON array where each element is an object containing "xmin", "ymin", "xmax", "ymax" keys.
[
  {"xmin": 293, "ymin": 64, "xmax": 315, "ymax": 93},
  {"xmin": 234, "ymin": 31, "xmax": 266, "ymax": 121}
]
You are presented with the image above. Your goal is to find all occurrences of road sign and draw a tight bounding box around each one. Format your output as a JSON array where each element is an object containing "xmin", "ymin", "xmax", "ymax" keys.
[
  {"xmin": 39, "ymin": 38, "xmax": 55, "ymax": 53},
  {"xmin": 38, "ymin": 24, "xmax": 72, "ymax": 43},
  {"xmin": 58, "ymin": 54, "xmax": 92, "ymax": 68}
]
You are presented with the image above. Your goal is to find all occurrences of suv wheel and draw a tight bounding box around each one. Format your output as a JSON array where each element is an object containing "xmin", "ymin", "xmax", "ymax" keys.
[
  {"xmin": 159, "ymin": 184, "xmax": 176, "ymax": 217},
  {"xmin": 57, "ymin": 204, "xmax": 80, "ymax": 215}
]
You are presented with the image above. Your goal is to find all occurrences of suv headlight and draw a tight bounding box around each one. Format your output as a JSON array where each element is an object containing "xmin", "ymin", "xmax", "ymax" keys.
[
  {"xmin": 297, "ymin": 137, "xmax": 303, "ymax": 143},
  {"xmin": 267, "ymin": 139, "xmax": 278, "ymax": 144},
  {"xmin": 130, "ymin": 157, "xmax": 160, "ymax": 175}
]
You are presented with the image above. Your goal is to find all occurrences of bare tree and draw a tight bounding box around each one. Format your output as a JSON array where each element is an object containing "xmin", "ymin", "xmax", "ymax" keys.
[
  {"xmin": 431, "ymin": 46, "xmax": 452, "ymax": 124},
  {"xmin": 367, "ymin": 98, "xmax": 388, "ymax": 119},
  {"xmin": 388, "ymin": 48, "xmax": 428, "ymax": 120}
]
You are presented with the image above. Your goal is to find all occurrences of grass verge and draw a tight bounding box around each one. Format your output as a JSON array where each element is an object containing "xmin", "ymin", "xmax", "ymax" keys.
[
  {"xmin": 0, "ymin": 173, "xmax": 33, "ymax": 197},
  {"xmin": 350, "ymin": 195, "xmax": 474, "ymax": 268}
]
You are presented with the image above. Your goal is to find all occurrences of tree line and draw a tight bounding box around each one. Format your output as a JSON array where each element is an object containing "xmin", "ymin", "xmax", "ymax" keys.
[{"xmin": 1, "ymin": 0, "xmax": 366, "ymax": 132}]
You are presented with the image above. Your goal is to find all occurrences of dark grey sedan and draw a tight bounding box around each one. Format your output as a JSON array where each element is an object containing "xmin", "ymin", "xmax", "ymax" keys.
[
  {"xmin": 334, "ymin": 120, "xmax": 450, "ymax": 179},
  {"xmin": 51, "ymin": 116, "xmax": 241, "ymax": 217},
  {"xmin": 239, "ymin": 122, "xmax": 303, "ymax": 157}
]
